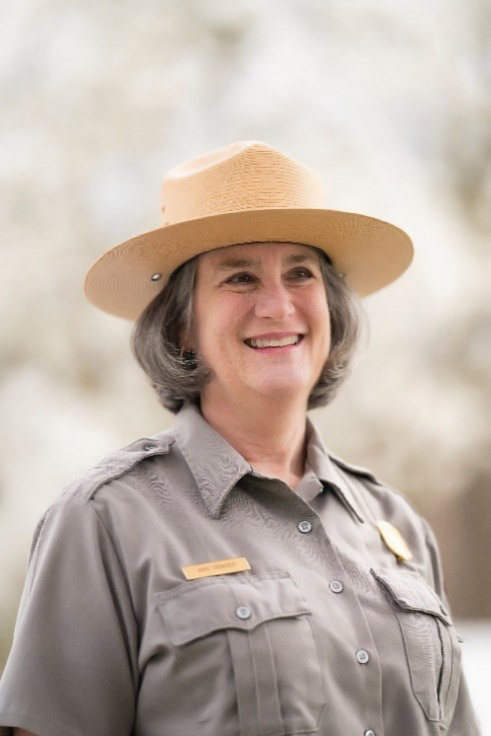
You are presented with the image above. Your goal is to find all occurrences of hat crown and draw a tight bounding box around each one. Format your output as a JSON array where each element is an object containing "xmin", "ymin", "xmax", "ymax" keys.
[{"xmin": 160, "ymin": 141, "xmax": 326, "ymax": 225}]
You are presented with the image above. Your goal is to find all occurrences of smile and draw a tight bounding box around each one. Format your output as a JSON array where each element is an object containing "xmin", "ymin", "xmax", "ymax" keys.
[{"xmin": 243, "ymin": 335, "xmax": 305, "ymax": 352}]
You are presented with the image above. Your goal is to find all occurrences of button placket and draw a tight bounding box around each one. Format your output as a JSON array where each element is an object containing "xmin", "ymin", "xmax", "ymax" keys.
[{"xmin": 286, "ymin": 489, "xmax": 383, "ymax": 736}]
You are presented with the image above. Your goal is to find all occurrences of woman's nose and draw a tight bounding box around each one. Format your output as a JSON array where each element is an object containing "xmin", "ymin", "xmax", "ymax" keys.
[{"xmin": 254, "ymin": 283, "xmax": 295, "ymax": 320}]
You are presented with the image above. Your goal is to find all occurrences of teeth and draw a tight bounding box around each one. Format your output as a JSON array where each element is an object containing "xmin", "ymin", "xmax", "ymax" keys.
[{"xmin": 247, "ymin": 335, "xmax": 301, "ymax": 348}]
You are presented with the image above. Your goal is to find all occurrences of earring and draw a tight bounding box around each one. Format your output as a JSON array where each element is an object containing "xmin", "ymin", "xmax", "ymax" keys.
[{"xmin": 179, "ymin": 346, "xmax": 197, "ymax": 368}]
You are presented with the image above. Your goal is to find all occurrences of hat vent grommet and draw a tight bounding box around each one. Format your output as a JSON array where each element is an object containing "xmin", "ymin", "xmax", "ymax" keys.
[{"xmin": 151, "ymin": 273, "xmax": 163, "ymax": 281}]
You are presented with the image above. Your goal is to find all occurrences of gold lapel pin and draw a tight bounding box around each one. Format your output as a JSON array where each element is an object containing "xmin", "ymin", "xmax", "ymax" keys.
[{"xmin": 375, "ymin": 520, "xmax": 412, "ymax": 562}]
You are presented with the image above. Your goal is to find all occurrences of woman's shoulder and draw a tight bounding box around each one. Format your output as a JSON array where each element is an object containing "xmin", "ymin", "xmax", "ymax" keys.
[
  {"xmin": 25, "ymin": 431, "xmax": 179, "ymax": 571},
  {"xmin": 59, "ymin": 430, "xmax": 177, "ymax": 503},
  {"xmin": 328, "ymin": 450, "xmax": 432, "ymax": 544},
  {"xmin": 34, "ymin": 431, "xmax": 177, "ymax": 533},
  {"xmin": 327, "ymin": 450, "xmax": 444, "ymax": 585},
  {"xmin": 329, "ymin": 449, "xmax": 421, "ymax": 514}
]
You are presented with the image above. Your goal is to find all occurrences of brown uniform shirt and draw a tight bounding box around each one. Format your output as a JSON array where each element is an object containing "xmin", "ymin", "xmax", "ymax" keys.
[{"xmin": 0, "ymin": 399, "xmax": 481, "ymax": 736}]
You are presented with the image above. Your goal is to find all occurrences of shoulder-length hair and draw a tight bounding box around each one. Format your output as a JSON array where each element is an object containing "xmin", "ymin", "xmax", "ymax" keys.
[{"xmin": 130, "ymin": 244, "xmax": 368, "ymax": 414}]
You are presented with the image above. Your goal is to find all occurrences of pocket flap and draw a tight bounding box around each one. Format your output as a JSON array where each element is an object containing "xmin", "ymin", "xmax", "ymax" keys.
[
  {"xmin": 370, "ymin": 568, "xmax": 453, "ymax": 626},
  {"xmin": 155, "ymin": 571, "xmax": 312, "ymax": 645}
]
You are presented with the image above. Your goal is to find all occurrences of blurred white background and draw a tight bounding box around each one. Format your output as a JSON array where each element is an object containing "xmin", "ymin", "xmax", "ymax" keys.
[{"xmin": 1, "ymin": 0, "xmax": 490, "ymax": 731}]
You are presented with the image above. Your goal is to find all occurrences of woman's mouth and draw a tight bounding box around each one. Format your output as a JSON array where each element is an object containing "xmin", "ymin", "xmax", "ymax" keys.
[{"xmin": 243, "ymin": 335, "xmax": 305, "ymax": 353}]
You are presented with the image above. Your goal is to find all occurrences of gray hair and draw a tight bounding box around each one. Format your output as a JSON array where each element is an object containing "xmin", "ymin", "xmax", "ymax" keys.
[{"xmin": 130, "ymin": 245, "xmax": 368, "ymax": 414}]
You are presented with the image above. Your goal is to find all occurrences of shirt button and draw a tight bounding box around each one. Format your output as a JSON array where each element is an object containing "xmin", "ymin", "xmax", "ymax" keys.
[
  {"xmin": 364, "ymin": 730, "xmax": 376, "ymax": 736},
  {"xmin": 236, "ymin": 605, "xmax": 252, "ymax": 620},
  {"xmin": 298, "ymin": 520, "xmax": 313, "ymax": 533},
  {"xmin": 356, "ymin": 649, "xmax": 370, "ymax": 664},
  {"xmin": 329, "ymin": 580, "xmax": 344, "ymax": 593},
  {"xmin": 143, "ymin": 443, "xmax": 157, "ymax": 451}
]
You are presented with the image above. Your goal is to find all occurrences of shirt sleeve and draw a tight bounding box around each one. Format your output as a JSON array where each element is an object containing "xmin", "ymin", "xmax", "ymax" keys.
[
  {"xmin": 0, "ymin": 496, "xmax": 138, "ymax": 736},
  {"xmin": 420, "ymin": 515, "xmax": 482, "ymax": 736}
]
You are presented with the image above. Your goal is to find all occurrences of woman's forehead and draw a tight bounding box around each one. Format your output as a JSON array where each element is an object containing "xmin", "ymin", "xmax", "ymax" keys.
[{"xmin": 200, "ymin": 241, "xmax": 320, "ymax": 267}]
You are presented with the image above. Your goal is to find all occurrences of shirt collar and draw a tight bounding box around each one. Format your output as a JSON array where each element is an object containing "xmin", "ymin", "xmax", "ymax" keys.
[
  {"xmin": 171, "ymin": 400, "xmax": 366, "ymax": 523},
  {"xmin": 302, "ymin": 413, "xmax": 366, "ymax": 523}
]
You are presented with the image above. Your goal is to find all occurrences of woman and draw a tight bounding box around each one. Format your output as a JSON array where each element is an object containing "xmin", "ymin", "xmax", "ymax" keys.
[{"xmin": 0, "ymin": 141, "xmax": 481, "ymax": 736}]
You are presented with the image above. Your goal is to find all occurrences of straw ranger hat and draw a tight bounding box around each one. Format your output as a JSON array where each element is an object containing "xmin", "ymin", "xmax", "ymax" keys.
[{"xmin": 83, "ymin": 140, "xmax": 414, "ymax": 321}]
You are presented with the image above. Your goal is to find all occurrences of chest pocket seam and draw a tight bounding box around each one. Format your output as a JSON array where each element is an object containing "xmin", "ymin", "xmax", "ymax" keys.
[
  {"xmin": 155, "ymin": 570, "xmax": 326, "ymax": 735},
  {"xmin": 370, "ymin": 567, "xmax": 462, "ymax": 726}
]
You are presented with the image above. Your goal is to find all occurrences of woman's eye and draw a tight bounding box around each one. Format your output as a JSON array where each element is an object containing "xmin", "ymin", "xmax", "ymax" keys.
[
  {"xmin": 290, "ymin": 268, "xmax": 313, "ymax": 279},
  {"xmin": 226, "ymin": 272, "xmax": 256, "ymax": 284},
  {"xmin": 226, "ymin": 269, "xmax": 313, "ymax": 285}
]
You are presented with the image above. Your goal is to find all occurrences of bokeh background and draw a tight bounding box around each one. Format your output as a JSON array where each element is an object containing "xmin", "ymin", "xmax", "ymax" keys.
[{"xmin": 1, "ymin": 0, "xmax": 490, "ymax": 730}]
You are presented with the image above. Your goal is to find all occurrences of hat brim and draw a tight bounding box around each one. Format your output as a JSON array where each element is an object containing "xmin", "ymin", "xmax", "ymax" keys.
[{"xmin": 84, "ymin": 207, "xmax": 413, "ymax": 320}]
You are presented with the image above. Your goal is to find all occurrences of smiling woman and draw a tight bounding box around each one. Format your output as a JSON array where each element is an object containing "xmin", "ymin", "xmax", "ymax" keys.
[
  {"xmin": 130, "ymin": 240, "xmax": 365, "ymax": 415},
  {"xmin": 0, "ymin": 140, "xmax": 481, "ymax": 736}
]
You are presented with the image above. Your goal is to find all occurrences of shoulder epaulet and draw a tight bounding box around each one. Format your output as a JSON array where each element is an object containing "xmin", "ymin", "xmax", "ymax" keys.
[
  {"xmin": 59, "ymin": 432, "xmax": 176, "ymax": 504},
  {"xmin": 26, "ymin": 432, "xmax": 176, "ymax": 571},
  {"xmin": 26, "ymin": 432, "xmax": 176, "ymax": 566},
  {"xmin": 328, "ymin": 450, "xmax": 383, "ymax": 486}
]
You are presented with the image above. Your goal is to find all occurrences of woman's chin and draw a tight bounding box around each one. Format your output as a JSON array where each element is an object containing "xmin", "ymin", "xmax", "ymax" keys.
[{"xmin": 247, "ymin": 377, "xmax": 311, "ymax": 401}]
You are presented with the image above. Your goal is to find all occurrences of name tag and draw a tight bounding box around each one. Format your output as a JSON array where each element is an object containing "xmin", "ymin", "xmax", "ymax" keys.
[{"xmin": 181, "ymin": 556, "xmax": 251, "ymax": 580}]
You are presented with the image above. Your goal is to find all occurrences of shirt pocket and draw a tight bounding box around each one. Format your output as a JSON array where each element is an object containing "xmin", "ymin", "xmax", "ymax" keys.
[
  {"xmin": 370, "ymin": 567, "xmax": 463, "ymax": 726},
  {"xmin": 155, "ymin": 570, "xmax": 326, "ymax": 736}
]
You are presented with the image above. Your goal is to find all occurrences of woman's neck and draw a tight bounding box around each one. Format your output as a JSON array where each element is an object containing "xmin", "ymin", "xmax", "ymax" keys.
[{"xmin": 198, "ymin": 390, "xmax": 309, "ymax": 486}]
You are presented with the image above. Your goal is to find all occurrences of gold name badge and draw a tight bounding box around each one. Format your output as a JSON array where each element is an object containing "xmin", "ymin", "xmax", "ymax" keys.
[
  {"xmin": 181, "ymin": 556, "xmax": 251, "ymax": 580},
  {"xmin": 376, "ymin": 520, "xmax": 412, "ymax": 562}
]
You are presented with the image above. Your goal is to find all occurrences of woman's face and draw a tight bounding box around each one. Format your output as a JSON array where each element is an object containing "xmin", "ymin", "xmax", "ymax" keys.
[{"xmin": 185, "ymin": 242, "xmax": 331, "ymax": 406}]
